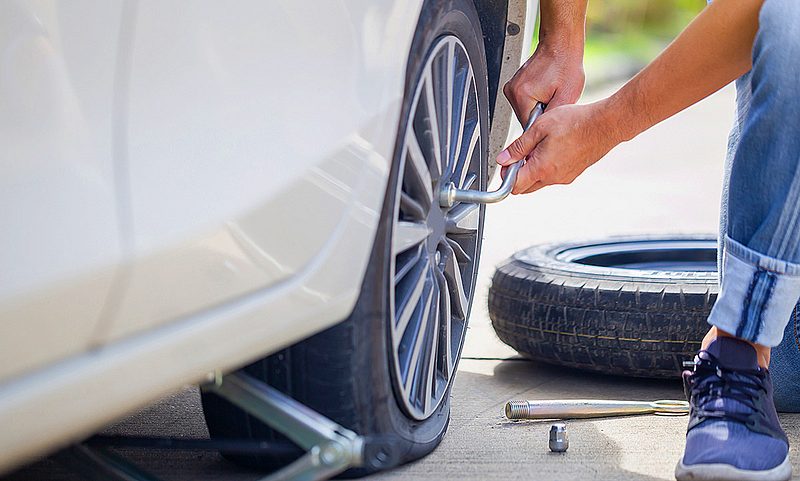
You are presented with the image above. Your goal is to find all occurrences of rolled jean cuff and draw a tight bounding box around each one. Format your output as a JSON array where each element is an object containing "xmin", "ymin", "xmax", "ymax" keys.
[{"xmin": 708, "ymin": 236, "xmax": 800, "ymax": 347}]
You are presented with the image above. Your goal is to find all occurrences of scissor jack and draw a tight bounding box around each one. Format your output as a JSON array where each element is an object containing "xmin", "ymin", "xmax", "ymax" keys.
[{"xmin": 59, "ymin": 371, "xmax": 383, "ymax": 481}]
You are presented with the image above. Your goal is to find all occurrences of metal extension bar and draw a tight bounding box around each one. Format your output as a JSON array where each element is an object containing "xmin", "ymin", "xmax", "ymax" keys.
[{"xmin": 438, "ymin": 101, "xmax": 545, "ymax": 208}]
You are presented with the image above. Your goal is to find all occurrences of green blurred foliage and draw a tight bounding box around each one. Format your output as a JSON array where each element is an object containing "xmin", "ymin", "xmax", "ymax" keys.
[
  {"xmin": 588, "ymin": 0, "xmax": 703, "ymax": 38},
  {"xmin": 531, "ymin": 0, "xmax": 706, "ymax": 84},
  {"xmin": 585, "ymin": 0, "xmax": 705, "ymax": 64}
]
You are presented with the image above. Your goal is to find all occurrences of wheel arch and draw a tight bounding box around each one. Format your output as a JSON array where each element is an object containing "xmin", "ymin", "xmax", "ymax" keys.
[
  {"xmin": 472, "ymin": 0, "xmax": 537, "ymax": 178},
  {"xmin": 472, "ymin": 0, "xmax": 509, "ymax": 123}
]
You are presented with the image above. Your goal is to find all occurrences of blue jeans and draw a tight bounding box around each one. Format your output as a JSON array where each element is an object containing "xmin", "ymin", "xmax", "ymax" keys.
[{"xmin": 712, "ymin": 0, "xmax": 800, "ymax": 412}]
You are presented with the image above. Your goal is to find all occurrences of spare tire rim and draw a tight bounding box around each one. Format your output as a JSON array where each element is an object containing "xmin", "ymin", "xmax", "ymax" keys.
[{"xmin": 389, "ymin": 35, "xmax": 483, "ymax": 420}]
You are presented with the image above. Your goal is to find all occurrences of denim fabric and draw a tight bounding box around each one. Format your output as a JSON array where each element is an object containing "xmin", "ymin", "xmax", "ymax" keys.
[
  {"xmin": 771, "ymin": 304, "xmax": 800, "ymax": 412},
  {"xmin": 709, "ymin": 0, "xmax": 800, "ymax": 347}
]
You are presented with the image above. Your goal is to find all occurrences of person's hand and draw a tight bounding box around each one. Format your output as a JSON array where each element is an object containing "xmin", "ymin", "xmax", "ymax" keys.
[
  {"xmin": 503, "ymin": 42, "xmax": 585, "ymax": 123},
  {"xmin": 496, "ymin": 101, "xmax": 624, "ymax": 194}
]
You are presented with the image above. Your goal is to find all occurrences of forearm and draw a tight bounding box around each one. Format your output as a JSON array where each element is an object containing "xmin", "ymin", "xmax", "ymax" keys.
[
  {"xmin": 538, "ymin": 0, "xmax": 587, "ymax": 52},
  {"xmin": 606, "ymin": 0, "xmax": 762, "ymax": 142}
]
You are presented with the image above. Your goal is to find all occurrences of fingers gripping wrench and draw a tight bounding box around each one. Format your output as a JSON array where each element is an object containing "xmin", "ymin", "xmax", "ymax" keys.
[{"xmin": 438, "ymin": 102, "xmax": 545, "ymax": 208}]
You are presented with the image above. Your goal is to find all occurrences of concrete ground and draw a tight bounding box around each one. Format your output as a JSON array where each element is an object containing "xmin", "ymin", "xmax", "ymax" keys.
[{"xmin": 8, "ymin": 84, "xmax": 800, "ymax": 480}]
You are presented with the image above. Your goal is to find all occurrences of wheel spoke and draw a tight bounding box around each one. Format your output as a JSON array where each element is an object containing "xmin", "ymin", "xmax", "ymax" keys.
[
  {"xmin": 445, "ymin": 237, "xmax": 472, "ymax": 263},
  {"xmin": 465, "ymin": 128, "xmax": 481, "ymax": 176},
  {"xmin": 451, "ymin": 73, "xmax": 473, "ymax": 181},
  {"xmin": 393, "ymin": 221, "xmax": 430, "ymax": 256},
  {"xmin": 461, "ymin": 172, "xmax": 477, "ymax": 191},
  {"xmin": 434, "ymin": 268, "xmax": 453, "ymax": 379},
  {"xmin": 422, "ymin": 71, "xmax": 443, "ymax": 178},
  {"xmin": 441, "ymin": 242, "xmax": 469, "ymax": 319},
  {"xmin": 405, "ymin": 133, "xmax": 434, "ymax": 204},
  {"xmin": 446, "ymin": 203, "xmax": 479, "ymax": 235},
  {"xmin": 395, "ymin": 256, "xmax": 430, "ymax": 341},
  {"xmin": 454, "ymin": 121, "xmax": 480, "ymax": 188},
  {"xmin": 404, "ymin": 278, "xmax": 434, "ymax": 393},
  {"xmin": 445, "ymin": 39, "xmax": 455, "ymax": 176},
  {"xmin": 394, "ymin": 244, "xmax": 424, "ymax": 284},
  {"xmin": 449, "ymin": 50, "xmax": 468, "ymax": 173},
  {"xmin": 422, "ymin": 280, "xmax": 440, "ymax": 410}
]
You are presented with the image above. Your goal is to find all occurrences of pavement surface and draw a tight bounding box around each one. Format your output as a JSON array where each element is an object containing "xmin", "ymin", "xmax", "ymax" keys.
[{"xmin": 8, "ymin": 83, "xmax": 800, "ymax": 480}]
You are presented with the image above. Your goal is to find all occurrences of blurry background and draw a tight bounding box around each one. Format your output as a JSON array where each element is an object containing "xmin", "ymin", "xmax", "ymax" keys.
[{"xmin": 574, "ymin": 0, "xmax": 704, "ymax": 87}]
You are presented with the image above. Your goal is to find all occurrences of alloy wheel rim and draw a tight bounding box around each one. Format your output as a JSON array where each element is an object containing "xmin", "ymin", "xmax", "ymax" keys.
[{"xmin": 389, "ymin": 35, "xmax": 483, "ymax": 421}]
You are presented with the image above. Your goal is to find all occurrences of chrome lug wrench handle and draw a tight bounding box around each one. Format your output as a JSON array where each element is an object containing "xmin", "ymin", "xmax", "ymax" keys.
[{"xmin": 438, "ymin": 101, "xmax": 545, "ymax": 208}]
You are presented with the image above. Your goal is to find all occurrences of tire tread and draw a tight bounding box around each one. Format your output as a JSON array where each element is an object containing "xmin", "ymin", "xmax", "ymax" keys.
[{"xmin": 489, "ymin": 256, "xmax": 718, "ymax": 378}]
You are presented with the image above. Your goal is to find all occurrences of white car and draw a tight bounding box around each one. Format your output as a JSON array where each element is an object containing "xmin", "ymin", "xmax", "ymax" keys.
[{"xmin": 0, "ymin": 0, "xmax": 536, "ymax": 477}]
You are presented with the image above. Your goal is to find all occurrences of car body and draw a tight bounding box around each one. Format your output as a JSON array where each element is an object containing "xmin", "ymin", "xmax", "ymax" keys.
[{"xmin": 0, "ymin": 0, "xmax": 537, "ymax": 474}]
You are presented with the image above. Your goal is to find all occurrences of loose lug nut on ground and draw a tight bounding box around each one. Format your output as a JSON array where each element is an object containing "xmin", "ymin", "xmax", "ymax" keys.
[{"xmin": 549, "ymin": 423, "xmax": 569, "ymax": 453}]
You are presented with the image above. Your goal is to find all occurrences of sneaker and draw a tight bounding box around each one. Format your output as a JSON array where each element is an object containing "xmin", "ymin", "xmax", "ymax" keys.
[{"xmin": 675, "ymin": 337, "xmax": 791, "ymax": 481}]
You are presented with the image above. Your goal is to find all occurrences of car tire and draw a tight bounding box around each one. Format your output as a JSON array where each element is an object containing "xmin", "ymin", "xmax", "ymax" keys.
[
  {"xmin": 201, "ymin": 0, "xmax": 489, "ymax": 476},
  {"xmin": 488, "ymin": 235, "xmax": 719, "ymax": 379}
]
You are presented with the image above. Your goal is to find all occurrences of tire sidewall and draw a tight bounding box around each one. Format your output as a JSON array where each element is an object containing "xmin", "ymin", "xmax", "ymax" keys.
[{"xmin": 513, "ymin": 235, "xmax": 718, "ymax": 284}]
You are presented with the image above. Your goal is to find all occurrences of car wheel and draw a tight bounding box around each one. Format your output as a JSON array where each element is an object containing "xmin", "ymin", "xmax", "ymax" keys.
[
  {"xmin": 489, "ymin": 235, "xmax": 719, "ymax": 379},
  {"xmin": 200, "ymin": 0, "xmax": 489, "ymax": 475}
]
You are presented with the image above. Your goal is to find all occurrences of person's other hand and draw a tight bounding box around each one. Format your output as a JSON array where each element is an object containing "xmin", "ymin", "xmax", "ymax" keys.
[
  {"xmin": 504, "ymin": 42, "xmax": 585, "ymax": 123},
  {"xmin": 496, "ymin": 101, "xmax": 623, "ymax": 194}
]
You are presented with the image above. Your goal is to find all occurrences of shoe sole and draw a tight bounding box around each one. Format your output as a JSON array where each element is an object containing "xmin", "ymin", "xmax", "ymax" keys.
[{"xmin": 675, "ymin": 455, "xmax": 791, "ymax": 481}]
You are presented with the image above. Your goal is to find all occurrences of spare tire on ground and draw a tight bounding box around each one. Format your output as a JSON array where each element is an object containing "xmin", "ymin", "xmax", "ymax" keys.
[{"xmin": 488, "ymin": 235, "xmax": 719, "ymax": 378}]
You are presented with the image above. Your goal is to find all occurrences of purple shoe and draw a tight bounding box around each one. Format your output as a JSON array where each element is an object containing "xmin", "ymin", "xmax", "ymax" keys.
[{"xmin": 675, "ymin": 337, "xmax": 791, "ymax": 481}]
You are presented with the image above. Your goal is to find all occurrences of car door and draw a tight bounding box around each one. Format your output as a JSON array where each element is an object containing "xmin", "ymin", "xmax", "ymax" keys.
[
  {"xmin": 0, "ymin": 1, "xmax": 125, "ymax": 381},
  {"xmin": 98, "ymin": 1, "xmax": 406, "ymax": 342}
]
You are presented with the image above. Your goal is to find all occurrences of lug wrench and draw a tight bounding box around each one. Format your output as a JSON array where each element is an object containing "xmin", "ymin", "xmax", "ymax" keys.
[{"xmin": 438, "ymin": 102, "xmax": 546, "ymax": 208}]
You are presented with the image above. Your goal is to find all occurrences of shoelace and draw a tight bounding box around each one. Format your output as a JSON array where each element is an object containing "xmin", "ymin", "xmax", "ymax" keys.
[{"xmin": 687, "ymin": 356, "xmax": 767, "ymax": 425}]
